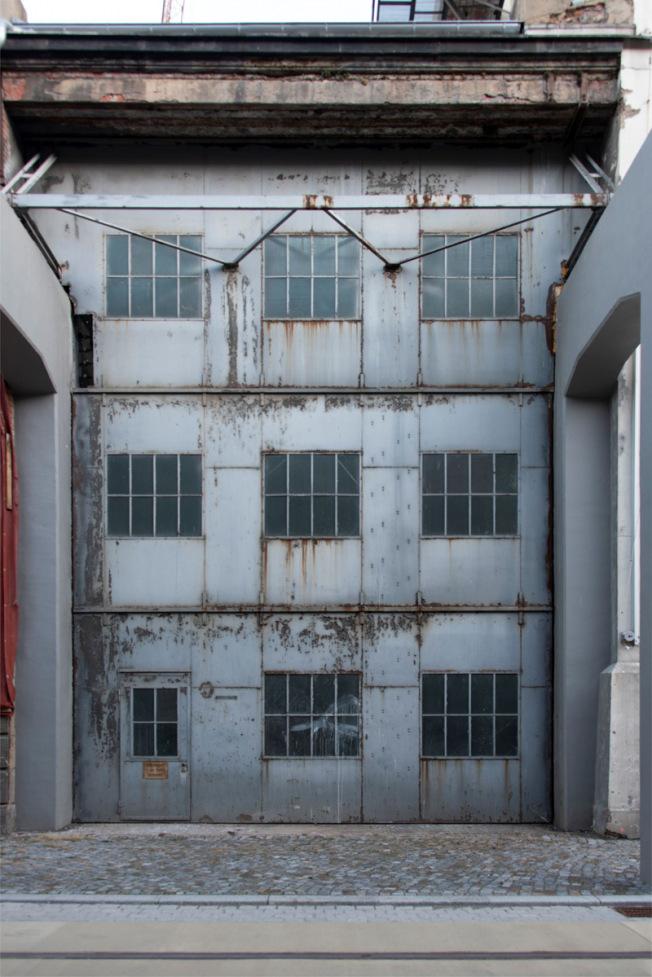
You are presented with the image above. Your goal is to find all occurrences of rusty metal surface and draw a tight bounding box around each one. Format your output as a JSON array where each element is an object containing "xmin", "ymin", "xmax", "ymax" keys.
[{"xmin": 61, "ymin": 151, "xmax": 564, "ymax": 825}]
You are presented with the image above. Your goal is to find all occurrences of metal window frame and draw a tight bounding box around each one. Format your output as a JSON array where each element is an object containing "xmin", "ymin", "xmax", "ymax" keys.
[
  {"xmin": 420, "ymin": 671, "xmax": 520, "ymax": 759},
  {"xmin": 131, "ymin": 685, "xmax": 180, "ymax": 760},
  {"xmin": 263, "ymin": 451, "xmax": 361, "ymax": 540},
  {"xmin": 263, "ymin": 232, "xmax": 361, "ymax": 321},
  {"xmin": 420, "ymin": 231, "xmax": 520, "ymax": 320},
  {"xmin": 105, "ymin": 231, "xmax": 204, "ymax": 319},
  {"xmin": 106, "ymin": 452, "xmax": 203, "ymax": 539},
  {"xmin": 263, "ymin": 671, "xmax": 362, "ymax": 760},
  {"xmin": 420, "ymin": 450, "xmax": 519, "ymax": 538}
]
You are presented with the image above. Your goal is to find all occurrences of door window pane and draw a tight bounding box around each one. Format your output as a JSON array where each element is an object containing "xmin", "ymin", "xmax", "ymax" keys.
[
  {"xmin": 157, "ymin": 724, "xmax": 178, "ymax": 757},
  {"xmin": 133, "ymin": 688, "xmax": 155, "ymax": 721},
  {"xmin": 133, "ymin": 723, "xmax": 155, "ymax": 756}
]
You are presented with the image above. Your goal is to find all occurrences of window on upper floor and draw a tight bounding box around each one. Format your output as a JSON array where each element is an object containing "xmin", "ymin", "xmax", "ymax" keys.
[
  {"xmin": 421, "ymin": 672, "xmax": 519, "ymax": 758},
  {"xmin": 107, "ymin": 453, "xmax": 202, "ymax": 537},
  {"xmin": 106, "ymin": 234, "xmax": 203, "ymax": 318},
  {"xmin": 264, "ymin": 452, "xmax": 360, "ymax": 538},
  {"xmin": 264, "ymin": 672, "xmax": 361, "ymax": 758},
  {"xmin": 421, "ymin": 233, "xmax": 519, "ymax": 319},
  {"xmin": 263, "ymin": 234, "xmax": 360, "ymax": 319},
  {"xmin": 421, "ymin": 452, "xmax": 518, "ymax": 537}
]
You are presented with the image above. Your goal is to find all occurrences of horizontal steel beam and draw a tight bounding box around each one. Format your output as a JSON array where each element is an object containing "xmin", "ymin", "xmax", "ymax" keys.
[{"xmin": 11, "ymin": 192, "xmax": 608, "ymax": 210}]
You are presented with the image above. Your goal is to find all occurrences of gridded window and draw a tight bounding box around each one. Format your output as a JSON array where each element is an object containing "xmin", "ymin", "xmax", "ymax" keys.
[
  {"xmin": 264, "ymin": 673, "xmax": 361, "ymax": 758},
  {"xmin": 264, "ymin": 453, "xmax": 360, "ymax": 538},
  {"xmin": 107, "ymin": 454, "xmax": 202, "ymax": 537},
  {"xmin": 421, "ymin": 234, "xmax": 518, "ymax": 318},
  {"xmin": 106, "ymin": 234, "xmax": 202, "ymax": 317},
  {"xmin": 422, "ymin": 673, "xmax": 519, "ymax": 758},
  {"xmin": 132, "ymin": 687, "xmax": 178, "ymax": 757},
  {"xmin": 422, "ymin": 452, "xmax": 518, "ymax": 537},
  {"xmin": 264, "ymin": 234, "xmax": 360, "ymax": 319}
]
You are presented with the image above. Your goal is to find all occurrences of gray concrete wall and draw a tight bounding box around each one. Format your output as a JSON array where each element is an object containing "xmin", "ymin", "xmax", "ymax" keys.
[
  {"xmin": 555, "ymin": 133, "xmax": 651, "ymax": 882},
  {"xmin": 0, "ymin": 197, "xmax": 74, "ymax": 830}
]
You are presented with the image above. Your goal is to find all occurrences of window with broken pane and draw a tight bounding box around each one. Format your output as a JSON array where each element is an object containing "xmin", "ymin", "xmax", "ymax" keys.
[
  {"xmin": 422, "ymin": 673, "xmax": 519, "ymax": 758},
  {"xmin": 107, "ymin": 453, "xmax": 202, "ymax": 537},
  {"xmin": 264, "ymin": 234, "xmax": 360, "ymax": 319},
  {"xmin": 264, "ymin": 673, "xmax": 361, "ymax": 758},
  {"xmin": 132, "ymin": 687, "xmax": 179, "ymax": 757},
  {"xmin": 422, "ymin": 452, "xmax": 518, "ymax": 536},
  {"xmin": 264, "ymin": 453, "xmax": 360, "ymax": 538},
  {"xmin": 106, "ymin": 233, "xmax": 202, "ymax": 317},
  {"xmin": 421, "ymin": 233, "xmax": 518, "ymax": 318}
]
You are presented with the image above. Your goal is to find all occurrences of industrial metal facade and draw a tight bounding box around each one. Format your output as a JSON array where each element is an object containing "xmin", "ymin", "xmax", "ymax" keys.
[{"xmin": 58, "ymin": 149, "xmax": 562, "ymax": 824}]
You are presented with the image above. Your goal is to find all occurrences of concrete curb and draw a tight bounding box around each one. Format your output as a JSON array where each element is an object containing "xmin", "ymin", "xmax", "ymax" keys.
[{"xmin": 2, "ymin": 893, "xmax": 650, "ymax": 907}]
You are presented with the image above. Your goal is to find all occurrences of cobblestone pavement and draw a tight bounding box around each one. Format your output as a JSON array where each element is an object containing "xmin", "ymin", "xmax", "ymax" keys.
[{"xmin": 0, "ymin": 824, "xmax": 645, "ymax": 897}]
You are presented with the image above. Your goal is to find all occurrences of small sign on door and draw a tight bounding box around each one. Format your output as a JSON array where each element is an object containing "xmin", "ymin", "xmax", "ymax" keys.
[{"xmin": 142, "ymin": 760, "xmax": 168, "ymax": 780}]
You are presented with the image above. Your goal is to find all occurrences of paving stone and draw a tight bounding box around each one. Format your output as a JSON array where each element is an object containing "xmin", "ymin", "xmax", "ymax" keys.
[{"xmin": 0, "ymin": 823, "xmax": 644, "ymax": 897}]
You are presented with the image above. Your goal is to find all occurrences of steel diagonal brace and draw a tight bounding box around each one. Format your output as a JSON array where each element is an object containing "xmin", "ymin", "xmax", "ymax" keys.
[
  {"xmin": 222, "ymin": 210, "xmax": 297, "ymax": 270},
  {"xmin": 322, "ymin": 209, "xmax": 398, "ymax": 270}
]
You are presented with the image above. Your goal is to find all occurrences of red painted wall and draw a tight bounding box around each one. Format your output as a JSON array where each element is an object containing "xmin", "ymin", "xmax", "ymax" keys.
[{"xmin": 1, "ymin": 380, "xmax": 18, "ymax": 716}]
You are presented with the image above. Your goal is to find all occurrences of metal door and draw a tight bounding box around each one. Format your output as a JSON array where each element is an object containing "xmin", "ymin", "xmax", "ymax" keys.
[{"xmin": 119, "ymin": 672, "xmax": 190, "ymax": 820}]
